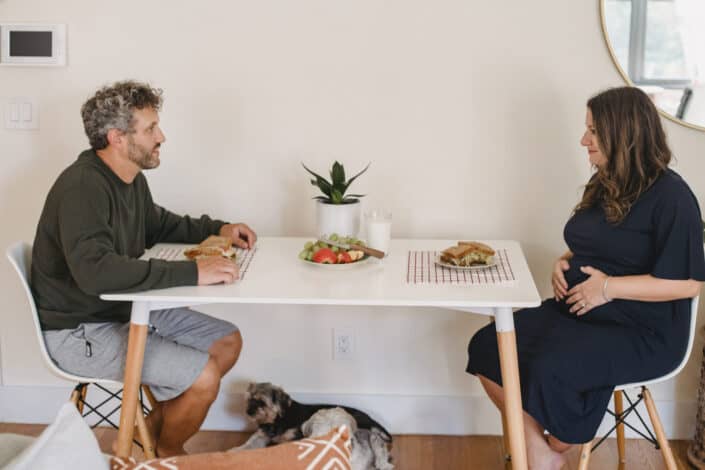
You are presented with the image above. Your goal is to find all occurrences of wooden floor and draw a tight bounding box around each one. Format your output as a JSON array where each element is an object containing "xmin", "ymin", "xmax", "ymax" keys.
[{"xmin": 0, "ymin": 422, "xmax": 694, "ymax": 469}]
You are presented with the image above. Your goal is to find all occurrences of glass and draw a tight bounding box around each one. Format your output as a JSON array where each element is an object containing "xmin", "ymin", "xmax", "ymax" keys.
[{"xmin": 364, "ymin": 209, "xmax": 392, "ymax": 256}]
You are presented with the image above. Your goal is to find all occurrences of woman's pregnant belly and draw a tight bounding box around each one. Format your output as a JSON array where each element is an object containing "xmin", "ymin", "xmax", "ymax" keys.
[{"xmin": 563, "ymin": 256, "xmax": 593, "ymax": 290}]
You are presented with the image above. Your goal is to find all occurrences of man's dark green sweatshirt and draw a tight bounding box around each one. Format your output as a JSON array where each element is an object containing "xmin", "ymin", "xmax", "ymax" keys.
[{"xmin": 31, "ymin": 150, "xmax": 227, "ymax": 330}]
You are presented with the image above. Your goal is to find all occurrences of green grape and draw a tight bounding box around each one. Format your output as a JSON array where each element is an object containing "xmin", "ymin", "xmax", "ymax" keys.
[
  {"xmin": 330, "ymin": 233, "xmax": 339, "ymax": 241},
  {"xmin": 298, "ymin": 250, "xmax": 308, "ymax": 260},
  {"xmin": 332, "ymin": 246, "xmax": 339, "ymax": 253},
  {"xmin": 304, "ymin": 241, "xmax": 314, "ymax": 250},
  {"xmin": 306, "ymin": 252, "xmax": 313, "ymax": 261}
]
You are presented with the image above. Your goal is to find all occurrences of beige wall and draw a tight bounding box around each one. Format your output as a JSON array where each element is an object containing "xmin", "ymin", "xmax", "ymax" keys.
[{"xmin": 1, "ymin": 0, "xmax": 704, "ymax": 434}]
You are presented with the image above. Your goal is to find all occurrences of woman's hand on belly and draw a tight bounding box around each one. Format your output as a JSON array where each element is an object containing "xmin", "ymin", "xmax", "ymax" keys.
[
  {"xmin": 565, "ymin": 265, "xmax": 610, "ymax": 315},
  {"xmin": 552, "ymin": 256, "xmax": 571, "ymax": 301}
]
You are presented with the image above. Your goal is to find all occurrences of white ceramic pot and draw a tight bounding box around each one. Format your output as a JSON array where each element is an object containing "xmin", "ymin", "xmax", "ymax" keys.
[{"xmin": 316, "ymin": 200, "xmax": 361, "ymax": 238}]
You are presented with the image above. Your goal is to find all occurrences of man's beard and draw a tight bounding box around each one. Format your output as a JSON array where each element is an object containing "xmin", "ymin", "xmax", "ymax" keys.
[{"xmin": 127, "ymin": 137, "xmax": 160, "ymax": 170}]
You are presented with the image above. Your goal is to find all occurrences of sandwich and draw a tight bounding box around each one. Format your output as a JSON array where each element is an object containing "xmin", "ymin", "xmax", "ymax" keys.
[
  {"xmin": 184, "ymin": 235, "xmax": 236, "ymax": 260},
  {"xmin": 440, "ymin": 241, "xmax": 495, "ymax": 266}
]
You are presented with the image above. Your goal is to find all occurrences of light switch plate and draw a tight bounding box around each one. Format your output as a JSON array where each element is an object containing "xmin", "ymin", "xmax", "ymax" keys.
[{"xmin": 5, "ymin": 97, "xmax": 38, "ymax": 129}]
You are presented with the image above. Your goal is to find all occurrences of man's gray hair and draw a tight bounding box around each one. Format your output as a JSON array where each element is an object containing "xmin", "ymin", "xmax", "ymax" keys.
[{"xmin": 81, "ymin": 80, "xmax": 163, "ymax": 150}]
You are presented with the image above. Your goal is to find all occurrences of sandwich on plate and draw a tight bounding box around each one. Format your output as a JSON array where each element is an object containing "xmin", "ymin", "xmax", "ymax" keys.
[
  {"xmin": 184, "ymin": 235, "xmax": 237, "ymax": 260},
  {"xmin": 440, "ymin": 241, "xmax": 495, "ymax": 266}
]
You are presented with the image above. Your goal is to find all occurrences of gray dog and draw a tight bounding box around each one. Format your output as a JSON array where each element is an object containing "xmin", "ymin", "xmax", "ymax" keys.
[
  {"xmin": 231, "ymin": 382, "xmax": 393, "ymax": 469},
  {"xmin": 302, "ymin": 407, "xmax": 394, "ymax": 470}
]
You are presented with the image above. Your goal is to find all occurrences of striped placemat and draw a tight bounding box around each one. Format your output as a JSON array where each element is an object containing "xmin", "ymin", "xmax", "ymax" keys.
[
  {"xmin": 406, "ymin": 249, "xmax": 515, "ymax": 284},
  {"xmin": 151, "ymin": 246, "xmax": 257, "ymax": 280}
]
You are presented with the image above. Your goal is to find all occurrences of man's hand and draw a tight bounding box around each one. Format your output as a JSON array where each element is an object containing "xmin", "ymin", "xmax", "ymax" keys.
[
  {"xmin": 220, "ymin": 223, "xmax": 257, "ymax": 250},
  {"xmin": 552, "ymin": 257, "xmax": 570, "ymax": 301},
  {"xmin": 565, "ymin": 266, "xmax": 609, "ymax": 315},
  {"xmin": 197, "ymin": 257, "xmax": 239, "ymax": 285}
]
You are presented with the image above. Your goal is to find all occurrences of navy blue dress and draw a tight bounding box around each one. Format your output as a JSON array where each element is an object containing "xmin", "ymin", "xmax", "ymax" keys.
[{"xmin": 466, "ymin": 169, "xmax": 705, "ymax": 444}]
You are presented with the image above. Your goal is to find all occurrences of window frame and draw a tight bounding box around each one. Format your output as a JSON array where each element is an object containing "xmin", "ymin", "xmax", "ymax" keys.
[{"xmin": 624, "ymin": 0, "xmax": 691, "ymax": 87}]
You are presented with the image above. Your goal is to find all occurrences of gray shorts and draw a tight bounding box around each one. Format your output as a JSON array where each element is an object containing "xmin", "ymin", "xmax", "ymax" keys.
[{"xmin": 43, "ymin": 308, "xmax": 238, "ymax": 401}]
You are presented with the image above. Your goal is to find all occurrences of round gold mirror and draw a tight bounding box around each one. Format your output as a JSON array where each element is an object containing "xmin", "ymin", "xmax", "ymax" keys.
[{"xmin": 600, "ymin": 0, "xmax": 705, "ymax": 131}]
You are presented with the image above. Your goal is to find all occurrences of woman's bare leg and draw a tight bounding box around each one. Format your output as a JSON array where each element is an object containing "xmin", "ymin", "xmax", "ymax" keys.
[
  {"xmin": 547, "ymin": 435, "xmax": 572, "ymax": 453},
  {"xmin": 478, "ymin": 375, "xmax": 567, "ymax": 470}
]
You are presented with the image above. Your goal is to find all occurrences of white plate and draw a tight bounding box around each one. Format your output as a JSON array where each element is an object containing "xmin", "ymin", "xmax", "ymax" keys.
[
  {"xmin": 434, "ymin": 255, "xmax": 496, "ymax": 270},
  {"xmin": 300, "ymin": 255, "xmax": 373, "ymax": 269}
]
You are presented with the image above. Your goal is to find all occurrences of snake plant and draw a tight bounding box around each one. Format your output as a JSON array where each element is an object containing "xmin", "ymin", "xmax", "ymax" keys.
[{"xmin": 302, "ymin": 161, "xmax": 370, "ymax": 204}]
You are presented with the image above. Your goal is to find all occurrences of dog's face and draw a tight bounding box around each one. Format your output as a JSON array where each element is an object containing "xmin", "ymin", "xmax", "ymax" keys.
[{"xmin": 245, "ymin": 382, "xmax": 292, "ymax": 425}]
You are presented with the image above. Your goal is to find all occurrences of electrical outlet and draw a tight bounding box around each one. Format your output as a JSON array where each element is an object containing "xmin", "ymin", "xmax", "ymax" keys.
[{"xmin": 332, "ymin": 327, "xmax": 355, "ymax": 360}]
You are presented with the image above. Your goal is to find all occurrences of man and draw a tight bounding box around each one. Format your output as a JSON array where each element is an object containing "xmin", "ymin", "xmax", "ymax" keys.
[{"xmin": 31, "ymin": 80, "xmax": 254, "ymax": 457}]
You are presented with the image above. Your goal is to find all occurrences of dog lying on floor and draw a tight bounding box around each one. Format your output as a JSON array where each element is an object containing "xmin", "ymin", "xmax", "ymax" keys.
[
  {"xmin": 302, "ymin": 407, "xmax": 394, "ymax": 470},
  {"xmin": 232, "ymin": 382, "xmax": 393, "ymax": 469}
]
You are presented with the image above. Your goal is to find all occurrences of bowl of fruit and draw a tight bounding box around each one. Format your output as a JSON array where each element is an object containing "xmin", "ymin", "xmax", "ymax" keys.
[{"xmin": 298, "ymin": 234, "xmax": 371, "ymax": 267}]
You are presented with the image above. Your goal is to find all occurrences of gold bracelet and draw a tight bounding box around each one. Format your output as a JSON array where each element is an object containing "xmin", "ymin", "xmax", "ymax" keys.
[{"xmin": 602, "ymin": 276, "xmax": 613, "ymax": 302}]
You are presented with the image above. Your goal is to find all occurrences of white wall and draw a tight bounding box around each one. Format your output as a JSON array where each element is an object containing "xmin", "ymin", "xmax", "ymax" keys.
[{"xmin": 1, "ymin": 0, "xmax": 705, "ymax": 438}]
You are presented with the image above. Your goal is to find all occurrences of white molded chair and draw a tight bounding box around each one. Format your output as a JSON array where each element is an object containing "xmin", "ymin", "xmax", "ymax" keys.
[
  {"xmin": 6, "ymin": 241, "xmax": 156, "ymax": 458},
  {"xmin": 577, "ymin": 295, "xmax": 700, "ymax": 470}
]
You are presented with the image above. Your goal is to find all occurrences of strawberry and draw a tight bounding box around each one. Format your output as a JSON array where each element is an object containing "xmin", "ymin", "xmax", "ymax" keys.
[
  {"xmin": 312, "ymin": 248, "xmax": 337, "ymax": 264},
  {"xmin": 337, "ymin": 251, "xmax": 352, "ymax": 264}
]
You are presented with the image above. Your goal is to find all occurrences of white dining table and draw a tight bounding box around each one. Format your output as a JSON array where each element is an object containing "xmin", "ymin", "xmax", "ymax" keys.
[{"xmin": 102, "ymin": 237, "xmax": 541, "ymax": 469}]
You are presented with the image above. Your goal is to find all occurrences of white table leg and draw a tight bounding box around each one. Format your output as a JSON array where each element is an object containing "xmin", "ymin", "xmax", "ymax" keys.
[
  {"xmin": 494, "ymin": 306, "xmax": 528, "ymax": 470},
  {"xmin": 115, "ymin": 301, "xmax": 151, "ymax": 458}
]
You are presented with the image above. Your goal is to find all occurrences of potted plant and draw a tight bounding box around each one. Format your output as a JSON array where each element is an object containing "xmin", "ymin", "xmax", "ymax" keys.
[{"xmin": 302, "ymin": 161, "xmax": 370, "ymax": 237}]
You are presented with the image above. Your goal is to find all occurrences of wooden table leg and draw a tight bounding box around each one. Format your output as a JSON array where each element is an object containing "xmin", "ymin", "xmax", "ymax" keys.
[
  {"xmin": 115, "ymin": 302, "xmax": 151, "ymax": 459},
  {"xmin": 495, "ymin": 307, "xmax": 528, "ymax": 470},
  {"xmin": 501, "ymin": 409, "xmax": 512, "ymax": 469}
]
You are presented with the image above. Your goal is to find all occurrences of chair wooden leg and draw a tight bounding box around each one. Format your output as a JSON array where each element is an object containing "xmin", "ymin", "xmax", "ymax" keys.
[
  {"xmin": 578, "ymin": 439, "xmax": 593, "ymax": 470},
  {"xmin": 614, "ymin": 390, "xmax": 626, "ymax": 464},
  {"xmin": 142, "ymin": 385, "xmax": 159, "ymax": 414},
  {"xmin": 135, "ymin": 407, "xmax": 156, "ymax": 459},
  {"xmin": 642, "ymin": 387, "xmax": 678, "ymax": 470},
  {"xmin": 69, "ymin": 387, "xmax": 80, "ymax": 407},
  {"xmin": 69, "ymin": 384, "xmax": 88, "ymax": 414},
  {"xmin": 77, "ymin": 384, "xmax": 88, "ymax": 415}
]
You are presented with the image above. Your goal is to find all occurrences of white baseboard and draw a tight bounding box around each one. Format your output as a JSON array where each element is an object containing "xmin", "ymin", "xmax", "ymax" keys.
[{"xmin": 0, "ymin": 385, "xmax": 696, "ymax": 440}]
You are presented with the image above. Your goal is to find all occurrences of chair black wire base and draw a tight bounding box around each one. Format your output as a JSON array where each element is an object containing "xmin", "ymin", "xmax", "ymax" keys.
[
  {"xmin": 73, "ymin": 383, "xmax": 152, "ymax": 450},
  {"xmin": 591, "ymin": 388, "xmax": 659, "ymax": 453}
]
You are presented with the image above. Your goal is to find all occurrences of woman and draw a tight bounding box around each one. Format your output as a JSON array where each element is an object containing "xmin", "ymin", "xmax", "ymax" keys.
[{"xmin": 466, "ymin": 86, "xmax": 705, "ymax": 470}]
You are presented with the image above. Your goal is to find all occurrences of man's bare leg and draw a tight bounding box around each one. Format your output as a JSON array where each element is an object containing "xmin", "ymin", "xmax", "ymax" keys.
[
  {"xmin": 147, "ymin": 331, "xmax": 241, "ymax": 451},
  {"xmin": 144, "ymin": 402, "xmax": 164, "ymax": 444},
  {"xmin": 157, "ymin": 357, "xmax": 222, "ymax": 457},
  {"xmin": 112, "ymin": 331, "xmax": 243, "ymax": 457},
  {"xmin": 209, "ymin": 331, "xmax": 243, "ymax": 376},
  {"xmin": 478, "ymin": 375, "xmax": 567, "ymax": 470},
  {"xmin": 155, "ymin": 332, "xmax": 242, "ymax": 456}
]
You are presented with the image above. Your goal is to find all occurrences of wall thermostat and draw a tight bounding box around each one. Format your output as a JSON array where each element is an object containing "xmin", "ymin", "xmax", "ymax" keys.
[{"xmin": 0, "ymin": 23, "xmax": 66, "ymax": 66}]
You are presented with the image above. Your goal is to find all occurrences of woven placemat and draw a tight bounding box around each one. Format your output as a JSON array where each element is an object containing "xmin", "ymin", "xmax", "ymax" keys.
[
  {"xmin": 151, "ymin": 246, "xmax": 257, "ymax": 280},
  {"xmin": 406, "ymin": 249, "xmax": 515, "ymax": 284}
]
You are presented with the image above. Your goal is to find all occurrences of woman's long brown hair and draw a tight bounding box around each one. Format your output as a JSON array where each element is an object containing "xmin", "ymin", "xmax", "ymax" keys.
[{"xmin": 575, "ymin": 87, "xmax": 672, "ymax": 223}]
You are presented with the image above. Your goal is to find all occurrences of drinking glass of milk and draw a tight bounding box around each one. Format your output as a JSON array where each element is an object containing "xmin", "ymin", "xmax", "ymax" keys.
[{"xmin": 364, "ymin": 209, "xmax": 392, "ymax": 256}]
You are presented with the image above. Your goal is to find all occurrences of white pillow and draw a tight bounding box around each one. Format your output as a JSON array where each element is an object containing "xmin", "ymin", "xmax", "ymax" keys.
[
  {"xmin": 0, "ymin": 434, "xmax": 35, "ymax": 467},
  {"xmin": 4, "ymin": 402, "xmax": 108, "ymax": 470}
]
